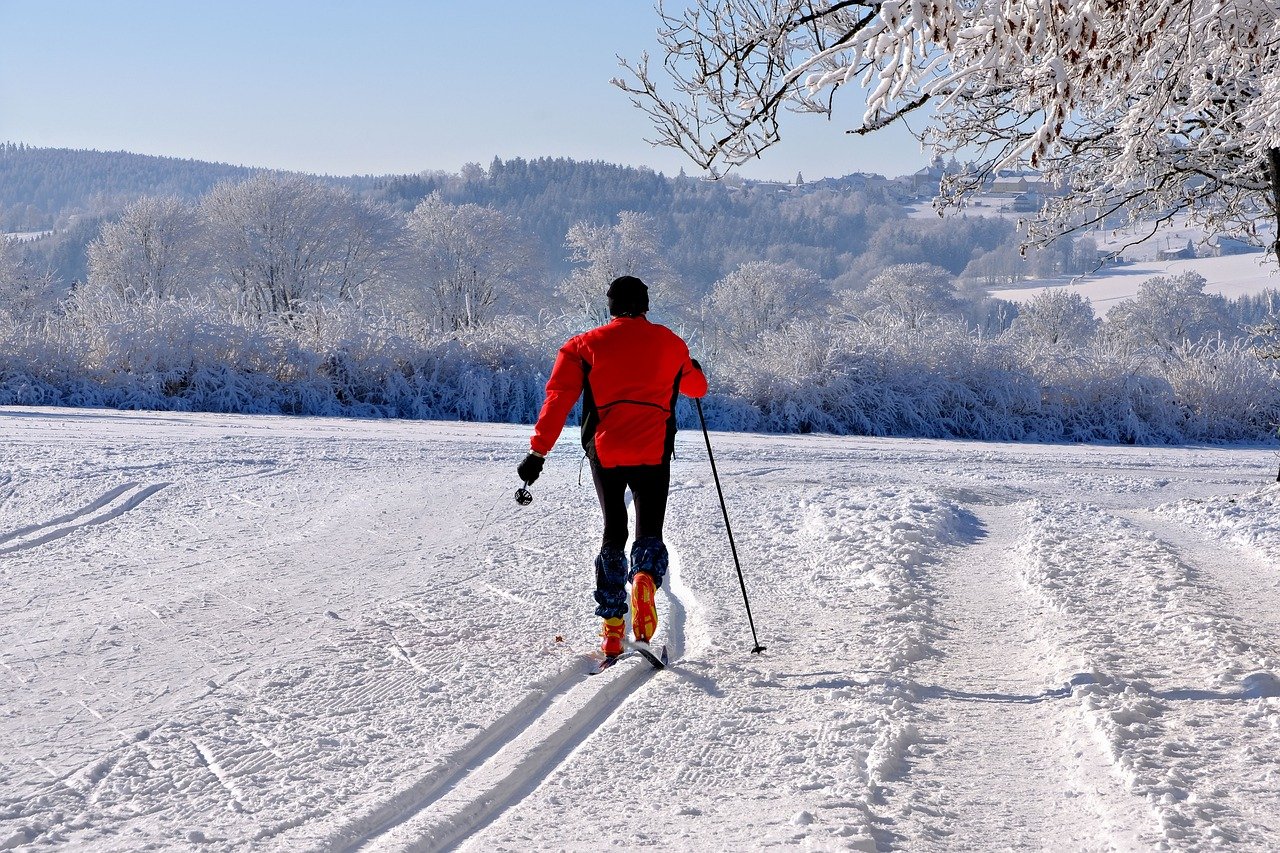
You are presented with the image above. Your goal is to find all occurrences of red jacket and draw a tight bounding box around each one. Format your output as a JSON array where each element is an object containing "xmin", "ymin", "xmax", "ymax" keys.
[{"xmin": 531, "ymin": 316, "xmax": 707, "ymax": 467}]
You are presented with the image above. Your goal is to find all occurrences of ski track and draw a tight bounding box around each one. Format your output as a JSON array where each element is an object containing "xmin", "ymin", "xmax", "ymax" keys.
[
  {"xmin": 467, "ymin": 482, "xmax": 975, "ymax": 851},
  {"xmin": 319, "ymin": 553, "xmax": 690, "ymax": 853},
  {"xmin": 1018, "ymin": 500, "xmax": 1280, "ymax": 849},
  {"xmin": 3, "ymin": 408, "xmax": 1280, "ymax": 850},
  {"xmin": 0, "ymin": 481, "xmax": 169, "ymax": 555},
  {"xmin": 1124, "ymin": 505, "xmax": 1280, "ymax": 652}
]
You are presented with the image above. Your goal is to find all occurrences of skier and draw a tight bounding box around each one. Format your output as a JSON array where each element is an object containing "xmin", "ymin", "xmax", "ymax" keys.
[{"xmin": 517, "ymin": 275, "xmax": 707, "ymax": 659}]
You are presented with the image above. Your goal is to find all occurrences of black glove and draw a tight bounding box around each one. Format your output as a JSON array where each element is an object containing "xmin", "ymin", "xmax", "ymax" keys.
[
  {"xmin": 691, "ymin": 358, "xmax": 703, "ymax": 373},
  {"xmin": 517, "ymin": 452, "xmax": 545, "ymax": 485}
]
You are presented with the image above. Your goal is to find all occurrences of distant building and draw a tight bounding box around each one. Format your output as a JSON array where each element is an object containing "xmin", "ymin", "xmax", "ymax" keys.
[
  {"xmin": 798, "ymin": 173, "xmax": 891, "ymax": 195},
  {"xmin": 1010, "ymin": 192, "xmax": 1043, "ymax": 212},
  {"xmin": 1156, "ymin": 239, "xmax": 1197, "ymax": 261},
  {"xmin": 901, "ymin": 156, "xmax": 947, "ymax": 198},
  {"xmin": 990, "ymin": 175, "xmax": 1034, "ymax": 195},
  {"xmin": 987, "ymin": 171, "xmax": 1066, "ymax": 198}
]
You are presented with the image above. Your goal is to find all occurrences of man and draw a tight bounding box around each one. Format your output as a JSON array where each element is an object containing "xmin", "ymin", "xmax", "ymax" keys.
[{"xmin": 517, "ymin": 275, "xmax": 707, "ymax": 658}]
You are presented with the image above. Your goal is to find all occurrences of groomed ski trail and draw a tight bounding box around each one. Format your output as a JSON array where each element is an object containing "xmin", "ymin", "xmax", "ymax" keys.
[
  {"xmin": 316, "ymin": 547, "xmax": 697, "ymax": 853},
  {"xmin": 1017, "ymin": 500, "xmax": 1280, "ymax": 847},
  {"xmin": 901, "ymin": 501, "xmax": 1154, "ymax": 849}
]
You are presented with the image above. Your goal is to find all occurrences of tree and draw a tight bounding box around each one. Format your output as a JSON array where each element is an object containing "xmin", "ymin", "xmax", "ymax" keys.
[
  {"xmin": 703, "ymin": 260, "xmax": 827, "ymax": 348},
  {"xmin": 0, "ymin": 237, "xmax": 62, "ymax": 323},
  {"xmin": 87, "ymin": 196, "xmax": 199, "ymax": 301},
  {"xmin": 202, "ymin": 175, "xmax": 399, "ymax": 317},
  {"xmin": 960, "ymin": 243, "xmax": 1029, "ymax": 288},
  {"xmin": 1007, "ymin": 289, "xmax": 1098, "ymax": 349},
  {"xmin": 1105, "ymin": 272, "xmax": 1232, "ymax": 350},
  {"xmin": 619, "ymin": 1, "xmax": 1280, "ymax": 262},
  {"xmin": 405, "ymin": 194, "xmax": 542, "ymax": 331},
  {"xmin": 850, "ymin": 215, "xmax": 1014, "ymax": 280},
  {"xmin": 559, "ymin": 211, "xmax": 672, "ymax": 323},
  {"xmin": 844, "ymin": 262, "xmax": 959, "ymax": 329}
]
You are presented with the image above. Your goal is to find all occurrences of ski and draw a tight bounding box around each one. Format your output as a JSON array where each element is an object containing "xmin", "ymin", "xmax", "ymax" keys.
[
  {"xmin": 587, "ymin": 643, "xmax": 668, "ymax": 675},
  {"xmin": 630, "ymin": 640, "xmax": 668, "ymax": 670},
  {"xmin": 588, "ymin": 651, "xmax": 636, "ymax": 675}
]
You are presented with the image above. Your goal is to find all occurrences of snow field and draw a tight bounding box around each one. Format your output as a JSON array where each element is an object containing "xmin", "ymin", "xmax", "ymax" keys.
[
  {"xmin": 2, "ymin": 408, "xmax": 1280, "ymax": 850},
  {"xmin": 1159, "ymin": 484, "xmax": 1280, "ymax": 564},
  {"xmin": 467, "ymin": 481, "xmax": 970, "ymax": 851},
  {"xmin": 0, "ymin": 413, "xmax": 599, "ymax": 849},
  {"xmin": 994, "ymin": 253, "xmax": 1278, "ymax": 314}
]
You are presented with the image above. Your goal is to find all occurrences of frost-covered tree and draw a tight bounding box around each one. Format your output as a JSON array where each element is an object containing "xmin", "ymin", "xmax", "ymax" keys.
[
  {"xmin": 703, "ymin": 260, "xmax": 827, "ymax": 348},
  {"xmin": 1252, "ymin": 316, "xmax": 1280, "ymax": 365},
  {"xmin": 619, "ymin": 1, "xmax": 1280, "ymax": 261},
  {"xmin": 87, "ymin": 196, "xmax": 199, "ymax": 301},
  {"xmin": 1007, "ymin": 289, "xmax": 1098, "ymax": 349},
  {"xmin": 844, "ymin": 262, "xmax": 959, "ymax": 329},
  {"xmin": 559, "ymin": 211, "xmax": 671, "ymax": 323},
  {"xmin": 0, "ymin": 237, "xmax": 62, "ymax": 323},
  {"xmin": 1105, "ymin": 272, "xmax": 1232, "ymax": 350},
  {"xmin": 405, "ymin": 194, "xmax": 542, "ymax": 331},
  {"xmin": 961, "ymin": 235, "xmax": 1099, "ymax": 286},
  {"xmin": 202, "ymin": 175, "xmax": 399, "ymax": 317}
]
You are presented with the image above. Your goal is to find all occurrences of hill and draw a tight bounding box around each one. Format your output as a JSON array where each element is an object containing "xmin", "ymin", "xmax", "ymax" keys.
[{"xmin": 2, "ymin": 144, "xmax": 924, "ymax": 292}]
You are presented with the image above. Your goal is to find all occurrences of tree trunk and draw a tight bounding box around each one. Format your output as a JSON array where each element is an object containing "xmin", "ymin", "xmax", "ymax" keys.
[
  {"xmin": 1266, "ymin": 149, "xmax": 1280, "ymax": 482},
  {"xmin": 1269, "ymin": 147, "xmax": 1280, "ymax": 268}
]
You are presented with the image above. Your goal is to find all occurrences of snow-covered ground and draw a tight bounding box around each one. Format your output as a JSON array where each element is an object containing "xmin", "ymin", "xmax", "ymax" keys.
[
  {"xmin": 908, "ymin": 199, "xmax": 1280, "ymax": 311},
  {"xmin": 2, "ymin": 406, "xmax": 1279, "ymax": 851},
  {"xmin": 995, "ymin": 253, "xmax": 1279, "ymax": 315}
]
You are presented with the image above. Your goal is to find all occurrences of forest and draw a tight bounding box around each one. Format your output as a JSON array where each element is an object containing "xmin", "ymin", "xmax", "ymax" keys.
[{"xmin": 1, "ymin": 144, "xmax": 1278, "ymax": 444}]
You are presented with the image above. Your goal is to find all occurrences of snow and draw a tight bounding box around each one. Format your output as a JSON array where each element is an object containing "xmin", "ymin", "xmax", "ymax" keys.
[
  {"xmin": 2, "ymin": 406, "xmax": 1280, "ymax": 850},
  {"xmin": 996, "ymin": 253, "xmax": 1280, "ymax": 315},
  {"xmin": 906, "ymin": 201, "xmax": 1280, "ymax": 313},
  {"xmin": 1157, "ymin": 487, "xmax": 1280, "ymax": 586}
]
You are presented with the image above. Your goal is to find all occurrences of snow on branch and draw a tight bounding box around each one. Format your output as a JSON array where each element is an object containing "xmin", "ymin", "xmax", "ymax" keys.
[{"xmin": 619, "ymin": 1, "xmax": 1280, "ymax": 257}]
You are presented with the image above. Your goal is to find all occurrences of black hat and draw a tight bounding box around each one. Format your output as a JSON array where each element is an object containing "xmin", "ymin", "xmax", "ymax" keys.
[{"xmin": 607, "ymin": 275, "xmax": 649, "ymax": 317}]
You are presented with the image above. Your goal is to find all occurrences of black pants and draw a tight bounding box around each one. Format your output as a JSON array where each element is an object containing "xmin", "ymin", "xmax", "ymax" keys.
[
  {"xmin": 590, "ymin": 460, "xmax": 671, "ymax": 552},
  {"xmin": 590, "ymin": 460, "xmax": 672, "ymax": 618}
]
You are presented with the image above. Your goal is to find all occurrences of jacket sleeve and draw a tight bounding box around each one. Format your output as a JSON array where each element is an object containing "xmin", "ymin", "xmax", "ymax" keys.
[
  {"xmin": 679, "ymin": 349, "xmax": 708, "ymax": 399},
  {"xmin": 530, "ymin": 337, "xmax": 587, "ymax": 455}
]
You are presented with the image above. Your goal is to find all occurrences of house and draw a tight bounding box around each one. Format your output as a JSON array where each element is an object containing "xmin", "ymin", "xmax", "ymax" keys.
[
  {"xmin": 1156, "ymin": 239, "xmax": 1197, "ymax": 261},
  {"xmin": 1010, "ymin": 192, "xmax": 1043, "ymax": 212},
  {"xmin": 988, "ymin": 171, "xmax": 1067, "ymax": 197},
  {"xmin": 902, "ymin": 156, "xmax": 948, "ymax": 198},
  {"xmin": 990, "ymin": 175, "xmax": 1033, "ymax": 195}
]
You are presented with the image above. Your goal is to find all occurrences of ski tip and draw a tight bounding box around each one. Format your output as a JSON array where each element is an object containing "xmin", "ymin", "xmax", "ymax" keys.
[{"xmin": 631, "ymin": 641, "xmax": 666, "ymax": 670}]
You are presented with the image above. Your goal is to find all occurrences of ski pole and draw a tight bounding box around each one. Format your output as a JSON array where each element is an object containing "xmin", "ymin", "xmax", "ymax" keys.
[{"xmin": 694, "ymin": 398, "xmax": 766, "ymax": 654}]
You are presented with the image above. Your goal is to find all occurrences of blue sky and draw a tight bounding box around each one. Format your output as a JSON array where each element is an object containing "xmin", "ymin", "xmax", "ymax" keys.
[{"xmin": 0, "ymin": 1, "xmax": 930, "ymax": 180}]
